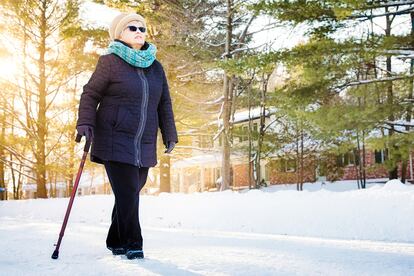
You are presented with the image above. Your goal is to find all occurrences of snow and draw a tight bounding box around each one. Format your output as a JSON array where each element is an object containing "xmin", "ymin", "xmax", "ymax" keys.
[
  {"xmin": 1, "ymin": 179, "xmax": 414, "ymax": 275},
  {"xmin": 172, "ymin": 153, "xmax": 246, "ymax": 168},
  {"xmin": 229, "ymin": 107, "xmax": 277, "ymax": 124},
  {"xmin": 382, "ymin": 179, "xmax": 411, "ymax": 191},
  {"xmin": 211, "ymin": 107, "xmax": 278, "ymax": 127}
]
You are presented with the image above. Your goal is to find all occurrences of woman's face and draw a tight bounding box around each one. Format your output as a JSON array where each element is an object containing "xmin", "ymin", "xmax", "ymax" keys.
[{"xmin": 119, "ymin": 20, "xmax": 146, "ymax": 49}]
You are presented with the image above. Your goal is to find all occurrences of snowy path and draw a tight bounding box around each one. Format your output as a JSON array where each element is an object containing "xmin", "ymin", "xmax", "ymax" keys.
[{"xmin": 1, "ymin": 218, "xmax": 414, "ymax": 276}]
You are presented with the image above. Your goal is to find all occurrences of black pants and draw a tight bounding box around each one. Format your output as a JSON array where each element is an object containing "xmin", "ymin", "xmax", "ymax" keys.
[{"xmin": 103, "ymin": 160, "xmax": 149, "ymax": 250}]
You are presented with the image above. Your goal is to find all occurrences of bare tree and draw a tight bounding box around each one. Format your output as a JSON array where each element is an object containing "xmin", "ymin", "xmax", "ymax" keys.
[{"xmin": 0, "ymin": 0, "xmax": 81, "ymax": 198}]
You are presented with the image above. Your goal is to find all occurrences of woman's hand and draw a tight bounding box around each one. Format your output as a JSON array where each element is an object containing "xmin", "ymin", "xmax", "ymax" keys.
[
  {"xmin": 164, "ymin": 141, "xmax": 176, "ymax": 153},
  {"xmin": 76, "ymin": 125, "xmax": 94, "ymax": 141}
]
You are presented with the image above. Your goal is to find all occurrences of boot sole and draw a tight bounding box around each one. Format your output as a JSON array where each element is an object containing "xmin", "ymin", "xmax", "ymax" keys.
[
  {"xmin": 107, "ymin": 247, "xmax": 127, "ymax": 255},
  {"xmin": 126, "ymin": 250, "xmax": 144, "ymax": 259},
  {"xmin": 112, "ymin": 248, "xmax": 127, "ymax": 255}
]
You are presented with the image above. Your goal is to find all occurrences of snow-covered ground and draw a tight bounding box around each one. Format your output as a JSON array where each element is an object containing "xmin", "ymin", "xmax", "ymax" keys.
[{"xmin": 1, "ymin": 179, "xmax": 414, "ymax": 275}]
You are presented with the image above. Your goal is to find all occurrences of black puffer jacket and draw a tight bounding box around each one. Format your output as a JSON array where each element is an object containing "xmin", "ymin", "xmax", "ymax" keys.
[{"xmin": 76, "ymin": 41, "xmax": 178, "ymax": 167}]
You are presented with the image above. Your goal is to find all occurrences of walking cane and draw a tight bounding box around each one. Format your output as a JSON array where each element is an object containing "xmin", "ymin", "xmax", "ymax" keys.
[{"xmin": 51, "ymin": 133, "xmax": 92, "ymax": 259}]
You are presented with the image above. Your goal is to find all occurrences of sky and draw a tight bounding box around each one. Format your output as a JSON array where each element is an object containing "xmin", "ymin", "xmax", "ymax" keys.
[
  {"xmin": 80, "ymin": 1, "xmax": 119, "ymax": 29},
  {"xmin": 79, "ymin": 1, "xmax": 306, "ymax": 52}
]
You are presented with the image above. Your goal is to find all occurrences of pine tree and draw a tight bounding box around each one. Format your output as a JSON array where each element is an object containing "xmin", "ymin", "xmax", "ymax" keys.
[{"xmin": 252, "ymin": 0, "xmax": 414, "ymax": 181}]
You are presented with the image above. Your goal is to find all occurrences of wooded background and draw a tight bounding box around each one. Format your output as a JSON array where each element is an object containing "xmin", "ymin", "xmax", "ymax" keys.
[{"xmin": 1, "ymin": 0, "xmax": 413, "ymax": 199}]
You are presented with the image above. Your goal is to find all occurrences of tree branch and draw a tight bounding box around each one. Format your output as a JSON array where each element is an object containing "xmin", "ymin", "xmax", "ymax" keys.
[{"xmin": 336, "ymin": 73, "xmax": 414, "ymax": 90}]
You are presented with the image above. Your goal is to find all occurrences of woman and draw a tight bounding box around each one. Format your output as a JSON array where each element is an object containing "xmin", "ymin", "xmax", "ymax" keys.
[{"xmin": 76, "ymin": 13, "xmax": 178, "ymax": 260}]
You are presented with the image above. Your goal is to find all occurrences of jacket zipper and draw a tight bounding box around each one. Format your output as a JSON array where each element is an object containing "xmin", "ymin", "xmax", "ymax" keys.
[{"xmin": 134, "ymin": 68, "xmax": 149, "ymax": 167}]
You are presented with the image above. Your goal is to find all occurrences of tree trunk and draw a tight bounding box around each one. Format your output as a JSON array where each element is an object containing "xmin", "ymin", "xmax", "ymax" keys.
[
  {"xmin": 361, "ymin": 130, "xmax": 367, "ymax": 188},
  {"xmin": 356, "ymin": 129, "xmax": 362, "ymax": 189},
  {"xmin": 35, "ymin": 0, "xmax": 48, "ymax": 198},
  {"xmin": 67, "ymin": 74, "xmax": 80, "ymax": 196},
  {"xmin": 159, "ymin": 154, "xmax": 171, "ymax": 193},
  {"xmin": 300, "ymin": 125, "xmax": 304, "ymax": 191},
  {"xmin": 255, "ymin": 74, "xmax": 266, "ymax": 188},
  {"xmin": 11, "ymin": 155, "xmax": 16, "ymax": 199},
  {"xmin": 248, "ymin": 83, "xmax": 253, "ymax": 189},
  {"xmin": 0, "ymin": 97, "xmax": 6, "ymax": 200},
  {"xmin": 385, "ymin": 10, "xmax": 399, "ymax": 180},
  {"xmin": 221, "ymin": 74, "xmax": 232, "ymax": 191},
  {"xmin": 220, "ymin": 0, "xmax": 234, "ymax": 191},
  {"xmin": 295, "ymin": 121, "xmax": 300, "ymax": 191},
  {"xmin": 403, "ymin": 12, "xmax": 414, "ymax": 183},
  {"xmin": 67, "ymin": 133, "xmax": 75, "ymax": 197}
]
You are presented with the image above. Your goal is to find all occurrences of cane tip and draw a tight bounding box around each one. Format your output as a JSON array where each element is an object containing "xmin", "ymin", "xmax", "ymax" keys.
[{"xmin": 51, "ymin": 250, "xmax": 59, "ymax": 259}]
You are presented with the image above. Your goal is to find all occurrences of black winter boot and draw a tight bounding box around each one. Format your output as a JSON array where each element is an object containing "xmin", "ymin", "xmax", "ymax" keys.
[
  {"xmin": 107, "ymin": 246, "xmax": 127, "ymax": 255},
  {"xmin": 126, "ymin": 249, "xmax": 144, "ymax": 259}
]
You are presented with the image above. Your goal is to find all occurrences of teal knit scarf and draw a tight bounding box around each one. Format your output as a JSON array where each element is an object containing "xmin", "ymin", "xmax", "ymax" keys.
[{"xmin": 107, "ymin": 40, "xmax": 157, "ymax": 68}]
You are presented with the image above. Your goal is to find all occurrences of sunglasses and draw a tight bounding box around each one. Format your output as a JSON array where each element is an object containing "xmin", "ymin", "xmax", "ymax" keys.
[{"xmin": 126, "ymin": 26, "xmax": 146, "ymax": 33}]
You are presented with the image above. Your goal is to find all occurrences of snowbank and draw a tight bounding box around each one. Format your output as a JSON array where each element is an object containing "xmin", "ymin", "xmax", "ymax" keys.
[
  {"xmin": 382, "ymin": 179, "xmax": 411, "ymax": 191},
  {"xmin": 1, "ymin": 180, "xmax": 414, "ymax": 243}
]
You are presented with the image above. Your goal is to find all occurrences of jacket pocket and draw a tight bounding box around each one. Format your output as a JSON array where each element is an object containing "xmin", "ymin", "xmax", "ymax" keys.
[
  {"xmin": 96, "ymin": 104, "xmax": 116, "ymax": 129},
  {"xmin": 114, "ymin": 105, "xmax": 138, "ymax": 134}
]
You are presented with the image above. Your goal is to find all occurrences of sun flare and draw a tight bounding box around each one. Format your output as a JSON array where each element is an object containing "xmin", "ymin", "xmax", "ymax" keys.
[{"xmin": 0, "ymin": 57, "xmax": 18, "ymax": 80}]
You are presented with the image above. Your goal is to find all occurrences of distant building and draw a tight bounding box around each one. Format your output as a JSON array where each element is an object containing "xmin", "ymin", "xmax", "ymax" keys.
[{"xmin": 171, "ymin": 107, "xmax": 414, "ymax": 192}]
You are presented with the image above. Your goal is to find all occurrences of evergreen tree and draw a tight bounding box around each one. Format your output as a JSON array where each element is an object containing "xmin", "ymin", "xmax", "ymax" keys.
[{"xmin": 252, "ymin": 0, "xmax": 414, "ymax": 181}]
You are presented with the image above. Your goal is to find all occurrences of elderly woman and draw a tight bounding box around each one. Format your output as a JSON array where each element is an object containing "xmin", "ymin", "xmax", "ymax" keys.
[{"xmin": 76, "ymin": 13, "xmax": 178, "ymax": 260}]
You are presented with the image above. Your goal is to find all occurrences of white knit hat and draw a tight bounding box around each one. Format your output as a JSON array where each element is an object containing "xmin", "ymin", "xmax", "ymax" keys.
[{"xmin": 109, "ymin": 13, "xmax": 146, "ymax": 41}]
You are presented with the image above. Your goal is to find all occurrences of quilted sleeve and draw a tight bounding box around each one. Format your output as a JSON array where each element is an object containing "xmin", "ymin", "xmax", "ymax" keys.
[
  {"xmin": 76, "ymin": 55, "xmax": 110, "ymax": 127},
  {"xmin": 157, "ymin": 64, "xmax": 178, "ymax": 146}
]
